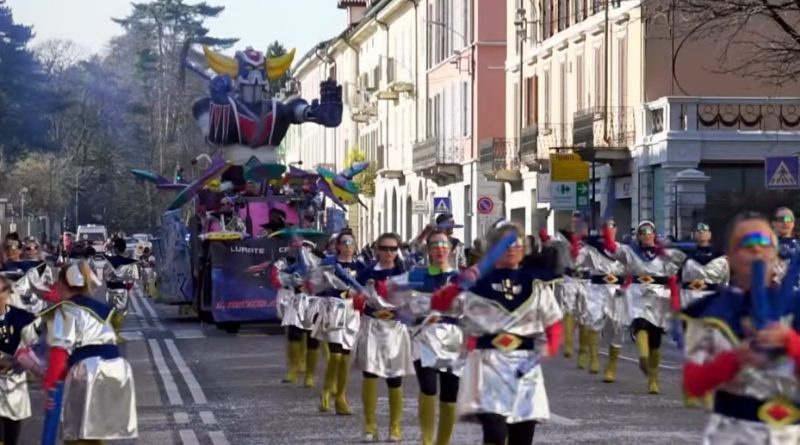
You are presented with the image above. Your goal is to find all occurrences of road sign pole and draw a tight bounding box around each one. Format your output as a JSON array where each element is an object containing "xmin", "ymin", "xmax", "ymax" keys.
[{"xmin": 590, "ymin": 156, "xmax": 596, "ymax": 229}]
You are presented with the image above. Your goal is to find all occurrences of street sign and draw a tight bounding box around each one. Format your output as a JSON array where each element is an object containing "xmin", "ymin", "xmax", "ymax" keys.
[
  {"xmin": 433, "ymin": 197, "xmax": 452, "ymax": 214},
  {"xmin": 537, "ymin": 173, "xmax": 551, "ymax": 203},
  {"xmin": 477, "ymin": 196, "xmax": 494, "ymax": 215},
  {"xmin": 550, "ymin": 154, "xmax": 589, "ymax": 182},
  {"xmin": 551, "ymin": 181, "xmax": 590, "ymax": 211},
  {"xmin": 412, "ymin": 200, "xmax": 428, "ymax": 215},
  {"xmin": 766, "ymin": 156, "xmax": 799, "ymax": 189}
]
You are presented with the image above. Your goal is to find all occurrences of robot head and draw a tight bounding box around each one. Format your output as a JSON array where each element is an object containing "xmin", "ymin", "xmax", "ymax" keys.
[{"xmin": 202, "ymin": 45, "xmax": 296, "ymax": 103}]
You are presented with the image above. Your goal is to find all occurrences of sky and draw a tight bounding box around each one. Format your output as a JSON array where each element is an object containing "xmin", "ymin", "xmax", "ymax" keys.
[{"xmin": 6, "ymin": 0, "xmax": 346, "ymax": 58}]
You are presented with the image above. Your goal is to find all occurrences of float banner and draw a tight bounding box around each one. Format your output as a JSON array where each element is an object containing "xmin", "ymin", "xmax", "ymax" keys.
[
  {"xmin": 157, "ymin": 209, "xmax": 193, "ymax": 304},
  {"xmin": 209, "ymin": 239, "xmax": 278, "ymax": 322}
]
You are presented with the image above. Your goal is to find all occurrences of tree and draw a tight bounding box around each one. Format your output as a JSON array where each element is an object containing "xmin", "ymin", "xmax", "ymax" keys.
[
  {"xmin": 267, "ymin": 40, "xmax": 292, "ymax": 94},
  {"xmin": 655, "ymin": 0, "xmax": 800, "ymax": 85},
  {"xmin": 344, "ymin": 146, "xmax": 375, "ymax": 197}
]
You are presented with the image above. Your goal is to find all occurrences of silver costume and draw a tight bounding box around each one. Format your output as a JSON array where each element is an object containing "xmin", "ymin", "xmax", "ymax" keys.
[
  {"xmin": 549, "ymin": 232, "xmax": 589, "ymax": 316},
  {"xmin": 351, "ymin": 270, "xmax": 415, "ymax": 378},
  {"xmin": 680, "ymin": 257, "xmax": 729, "ymax": 307},
  {"xmin": 581, "ymin": 245, "xmax": 627, "ymax": 340},
  {"xmin": 6, "ymin": 263, "xmax": 52, "ymax": 314},
  {"xmin": 0, "ymin": 313, "xmax": 39, "ymax": 421},
  {"xmin": 310, "ymin": 265, "xmax": 361, "ymax": 350},
  {"xmin": 103, "ymin": 261, "xmax": 140, "ymax": 313},
  {"xmin": 44, "ymin": 300, "xmax": 137, "ymax": 440},
  {"xmin": 451, "ymin": 280, "xmax": 562, "ymax": 424}
]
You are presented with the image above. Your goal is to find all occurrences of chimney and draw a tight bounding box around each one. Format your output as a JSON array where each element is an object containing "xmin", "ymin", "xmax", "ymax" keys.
[{"xmin": 337, "ymin": 0, "xmax": 368, "ymax": 25}]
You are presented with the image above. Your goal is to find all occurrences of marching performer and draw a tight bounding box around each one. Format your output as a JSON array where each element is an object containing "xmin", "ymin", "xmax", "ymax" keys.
[
  {"xmin": 0, "ymin": 275, "xmax": 41, "ymax": 445},
  {"xmin": 314, "ymin": 230, "xmax": 365, "ymax": 415},
  {"xmin": 352, "ymin": 232, "xmax": 410, "ymax": 442},
  {"xmin": 104, "ymin": 238, "xmax": 140, "ymax": 341},
  {"xmin": 772, "ymin": 207, "xmax": 799, "ymax": 282},
  {"xmin": 435, "ymin": 214, "xmax": 467, "ymax": 270},
  {"xmin": 603, "ymin": 220, "xmax": 685, "ymax": 394},
  {"xmin": 682, "ymin": 212, "xmax": 800, "ymax": 443},
  {"xmin": 431, "ymin": 223, "xmax": 563, "ymax": 445},
  {"xmin": 41, "ymin": 260, "xmax": 137, "ymax": 443}
]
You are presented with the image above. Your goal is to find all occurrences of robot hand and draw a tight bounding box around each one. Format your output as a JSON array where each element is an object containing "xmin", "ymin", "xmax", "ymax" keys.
[
  {"xmin": 209, "ymin": 75, "xmax": 234, "ymax": 104},
  {"xmin": 306, "ymin": 79, "xmax": 342, "ymax": 127}
]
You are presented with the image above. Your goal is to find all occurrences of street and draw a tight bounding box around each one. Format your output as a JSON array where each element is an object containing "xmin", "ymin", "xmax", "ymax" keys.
[{"xmin": 21, "ymin": 293, "xmax": 706, "ymax": 444}]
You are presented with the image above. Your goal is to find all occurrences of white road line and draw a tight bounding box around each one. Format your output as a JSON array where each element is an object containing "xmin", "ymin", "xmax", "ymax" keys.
[
  {"xmin": 179, "ymin": 429, "xmax": 201, "ymax": 445},
  {"xmin": 173, "ymin": 412, "xmax": 190, "ymax": 424},
  {"xmin": 208, "ymin": 431, "xmax": 231, "ymax": 445},
  {"xmin": 164, "ymin": 339, "xmax": 208, "ymax": 404},
  {"xmin": 139, "ymin": 296, "xmax": 165, "ymax": 330},
  {"xmin": 129, "ymin": 295, "xmax": 146, "ymax": 323},
  {"xmin": 147, "ymin": 339, "xmax": 184, "ymax": 406},
  {"xmin": 199, "ymin": 411, "xmax": 217, "ymax": 425},
  {"xmin": 599, "ymin": 350, "xmax": 680, "ymax": 370},
  {"xmin": 550, "ymin": 413, "xmax": 581, "ymax": 426},
  {"xmin": 174, "ymin": 329, "xmax": 206, "ymax": 339}
]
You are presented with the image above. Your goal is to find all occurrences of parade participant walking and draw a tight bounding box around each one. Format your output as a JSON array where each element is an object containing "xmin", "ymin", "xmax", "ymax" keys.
[
  {"xmin": 603, "ymin": 221, "xmax": 685, "ymax": 394},
  {"xmin": 41, "ymin": 260, "xmax": 137, "ymax": 443},
  {"xmin": 431, "ymin": 223, "xmax": 563, "ymax": 445},
  {"xmin": 0, "ymin": 275, "xmax": 40, "ymax": 445},
  {"xmin": 772, "ymin": 207, "xmax": 798, "ymax": 281},
  {"xmin": 434, "ymin": 214, "xmax": 467, "ymax": 270},
  {"xmin": 315, "ymin": 229, "xmax": 365, "ymax": 415},
  {"xmin": 103, "ymin": 238, "xmax": 140, "ymax": 341},
  {"xmin": 352, "ymin": 232, "xmax": 410, "ymax": 442},
  {"xmin": 682, "ymin": 212, "xmax": 800, "ymax": 443}
]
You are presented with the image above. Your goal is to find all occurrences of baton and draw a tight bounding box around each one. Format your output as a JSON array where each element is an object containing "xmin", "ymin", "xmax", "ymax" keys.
[
  {"xmin": 460, "ymin": 229, "xmax": 519, "ymax": 290},
  {"xmin": 333, "ymin": 264, "xmax": 367, "ymax": 295},
  {"xmin": 41, "ymin": 382, "xmax": 64, "ymax": 445}
]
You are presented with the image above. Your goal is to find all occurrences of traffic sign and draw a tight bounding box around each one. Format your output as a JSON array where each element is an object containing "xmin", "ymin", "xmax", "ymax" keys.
[
  {"xmin": 766, "ymin": 156, "xmax": 799, "ymax": 189},
  {"xmin": 551, "ymin": 181, "xmax": 590, "ymax": 210},
  {"xmin": 550, "ymin": 154, "xmax": 589, "ymax": 182},
  {"xmin": 433, "ymin": 197, "xmax": 452, "ymax": 214},
  {"xmin": 412, "ymin": 200, "xmax": 428, "ymax": 215},
  {"xmin": 477, "ymin": 196, "xmax": 494, "ymax": 215}
]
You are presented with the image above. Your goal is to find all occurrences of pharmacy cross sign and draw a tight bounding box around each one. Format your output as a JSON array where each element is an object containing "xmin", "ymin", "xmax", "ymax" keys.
[{"xmin": 765, "ymin": 156, "xmax": 800, "ymax": 190}]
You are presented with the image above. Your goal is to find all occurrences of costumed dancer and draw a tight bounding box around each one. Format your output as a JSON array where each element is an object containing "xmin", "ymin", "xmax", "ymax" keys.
[
  {"xmin": 314, "ymin": 230, "xmax": 365, "ymax": 415},
  {"xmin": 603, "ymin": 220, "xmax": 685, "ymax": 394},
  {"xmin": 0, "ymin": 275, "xmax": 42, "ymax": 445},
  {"xmin": 103, "ymin": 238, "xmax": 140, "ymax": 342},
  {"xmin": 41, "ymin": 260, "xmax": 137, "ymax": 443},
  {"xmin": 2, "ymin": 237, "xmax": 50, "ymax": 314},
  {"xmin": 434, "ymin": 214, "xmax": 467, "ymax": 270},
  {"xmin": 351, "ymin": 233, "xmax": 410, "ymax": 442},
  {"xmin": 431, "ymin": 223, "xmax": 563, "ymax": 445},
  {"xmin": 681, "ymin": 212, "xmax": 800, "ymax": 443},
  {"xmin": 772, "ymin": 207, "xmax": 799, "ymax": 281}
]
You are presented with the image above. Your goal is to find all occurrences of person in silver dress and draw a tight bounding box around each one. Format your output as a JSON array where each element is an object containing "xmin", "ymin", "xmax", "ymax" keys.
[
  {"xmin": 41, "ymin": 260, "xmax": 137, "ymax": 443},
  {"xmin": 431, "ymin": 223, "xmax": 563, "ymax": 445},
  {"xmin": 352, "ymin": 232, "xmax": 410, "ymax": 442}
]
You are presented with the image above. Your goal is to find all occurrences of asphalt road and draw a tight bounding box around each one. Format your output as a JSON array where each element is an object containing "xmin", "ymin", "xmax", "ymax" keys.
[{"xmin": 19, "ymin": 293, "xmax": 707, "ymax": 444}]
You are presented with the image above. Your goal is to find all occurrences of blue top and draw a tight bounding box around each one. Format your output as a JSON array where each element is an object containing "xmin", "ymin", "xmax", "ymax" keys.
[
  {"xmin": 779, "ymin": 237, "xmax": 800, "ymax": 260},
  {"xmin": 406, "ymin": 266, "xmax": 458, "ymax": 293},
  {"xmin": 0, "ymin": 306, "xmax": 37, "ymax": 356},
  {"xmin": 319, "ymin": 257, "xmax": 366, "ymax": 298},
  {"xmin": 356, "ymin": 264, "xmax": 405, "ymax": 286},
  {"xmin": 468, "ymin": 264, "xmax": 560, "ymax": 312}
]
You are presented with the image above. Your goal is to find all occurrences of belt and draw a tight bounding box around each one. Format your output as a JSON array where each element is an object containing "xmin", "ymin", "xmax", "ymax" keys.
[
  {"xmin": 364, "ymin": 306, "xmax": 398, "ymax": 321},
  {"xmin": 631, "ymin": 275, "xmax": 670, "ymax": 285},
  {"xmin": 564, "ymin": 269, "xmax": 590, "ymax": 279},
  {"xmin": 682, "ymin": 280, "xmax": 718, "ymax": 291},
  {"xmin": 475, "ymin": 333, "xmax": 535, "ymax": 352},
  {"xmin": 68, "ymin": 344, "xmax": 120, "ymax": 368},
  {"xmin": 590, "ymin": 275, "xmax": 625, "ymax": 285},
  {"xmin": 714, "ymin": 391, "xmax": 800, "ymax": 427},
  {"xmin": 414, "ymin": 315, "xmax": 460, "ymax": 325}
]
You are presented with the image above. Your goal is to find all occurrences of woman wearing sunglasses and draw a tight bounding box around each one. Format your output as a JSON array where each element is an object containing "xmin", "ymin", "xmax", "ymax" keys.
[
  {"xmin": 602, "ymin": 220, "xmax": 686, "ymax": 394},
  {"xmin": 0, "ymin": 275, "xmax": 41, "ymax": 445},
  {"xmin": 682, "ymin": 212, "xmax": 800, "ymax": 444},
  {"xmin": 314, "ymin": 230, "xmax": 366, "ymax": 415},
  {"xmin": 1, "ymin": 236, "xmax": 50, "ymax": 314},
  {"xmin": 351, "ymin": 232, "xmax": 410, "ymax": 442},
  {"xmin": 772, "ymin": 207, "xmax": 799, "ymax": 281},
  {"xmin": 430, "ymin": 222, "xmax": 563, "ymax": 445}
]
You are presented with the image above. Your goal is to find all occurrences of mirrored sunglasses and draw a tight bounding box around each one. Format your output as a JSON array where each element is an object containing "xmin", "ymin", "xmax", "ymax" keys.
[
  {"xmin": 638, "ymin": 226, "xmax": 655, "ymax": 235},
  {"xmin": 736, "ymin": 232, "xmax": 773, "ymax": 249},
  {"xmin": 774, "ymin": 215, "xmax": 795, "ymax": 223},
  {"xmin": 339, "ymin": 239, "xmax": 355, "ymax": 246},
  {"xmin": 378, "ymin": 245, "xmax": 399, "ymax": 252},
  {"xmin": 428, "ymin": 240, "xmax": 449, "ymax": 249},
  {"xmin": 695, "ymin": 223, "xmax": 710, "ymax": 232}
]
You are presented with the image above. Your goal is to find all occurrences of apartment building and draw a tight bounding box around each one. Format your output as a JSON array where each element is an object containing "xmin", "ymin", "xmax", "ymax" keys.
[{"xmin": 495, "ymin": 0, "xmax": 800, "ymax": 238}]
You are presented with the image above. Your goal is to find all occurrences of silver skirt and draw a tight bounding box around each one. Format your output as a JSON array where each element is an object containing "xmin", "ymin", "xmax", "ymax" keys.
[
  {"xmin": 703, "ymin": 413, "xmax": 800, "ymax": 444},
  {"xmin": 62, "ymin": 356, "xmax": 137, "ymax": 440},
  {"xmin": 555, "ymin": 277, "xmax": 585, "ymax": 314},
  {"xmin": 0, "ymin": 372, "xmax": 31, "ymax": 420},
  {"xmin": 625, "ymin": 284, "xmax": 671, "ymax": 329},
  {"xmin": 578, "ymin": 284, "xmax": 612, "ymax": 330},
  {"xmin": 352, "ymin": 316, "xmax": 414, "ymax": 378},
  {"xmin": 311, "ymin": 298, "xmax": 360, "ymax": 350},
  {"xmin": 413, "ymin": 322, "xmax": 464, "ymax": 375},
  {"xmin": 457, "ymin": 350, "xmax": 550, "ymax": 424},
  {"xmin": 280, "ymin": 292, "xmax": 308, "ymax": 329},
  {"xmin": 106, "ymin": 289, "xmax": 129, "ymax": 313}
]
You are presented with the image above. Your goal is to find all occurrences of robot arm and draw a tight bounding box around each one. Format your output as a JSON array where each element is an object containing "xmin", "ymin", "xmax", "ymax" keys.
[{"xmin": 285, "ymin": 79, "xmax": 342, "ymax": 128}]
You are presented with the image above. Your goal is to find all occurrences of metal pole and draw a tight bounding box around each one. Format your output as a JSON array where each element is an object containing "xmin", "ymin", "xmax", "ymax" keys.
[
  {"xmin": 75, "ymin": 172, "xmax": 79, "ymax": 230},
  {"xmin": 591, "ymin": 158, "xmax": 596, "ymax": 229}
]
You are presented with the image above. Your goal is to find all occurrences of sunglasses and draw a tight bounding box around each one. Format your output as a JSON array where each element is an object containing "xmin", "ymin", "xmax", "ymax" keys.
[
  {"xmin": 736, "ymin": 232, "xmax": 773, "ymax": 249},
  {"xmin": 378, "ymin": 245, "xmax": 399, "ymax": 252},
  {"xmin": 638, "ymin": 226, "xmax": 655, "ymax": 235},
  {"xmin": 774, "ymin": 215, "xmax": 795, "ymax": 223},
  {"xmin": 4, "ymin": 244, "xmax": 18, "ymax": 250},
  {"xmin": 24, "ymin": 246, "xmax": 38, "ymax": 251},
  {"xmin": 339, "ymin": 239, "xmax": 355, "ymax": 246},
  {"xmin": 510, "ymin": 237, "xmax": 525, "ymax": 248},
  {"xmin": 428, "ymin": 240, "xmax": 449, "ymax": 249},
  {"xmin": 695, "ymin": 223, "xmax": 710, "ymax": 232}
]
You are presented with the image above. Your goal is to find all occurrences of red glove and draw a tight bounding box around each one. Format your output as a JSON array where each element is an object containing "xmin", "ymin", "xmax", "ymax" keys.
[
  {"xmin": 43, "ymin": 347, "xmax": 69, "ymax": 392},
  {"xmin": 374, "ymin": 279, "xmax": 389, "ymax": 299},
  {"xmin": 621, "ymin": 274, "xmax": 634, "ymax": 290},
  {"xmin": 569, "ymin": 233, "xmax": 581, "ymax": 260},
  {"xmin": 43, "ymin": 285, "xmax": 60, "ymax": 303},
  {"xmin": 602, "ymin": 226, "xmax": 617, "ymax": 253},
  {"xmin": 466, "ymin": 336, "xmax": 477, "ymax": 352},
  {"xmin": 683, "ymin": 351, "xmax": 740, "ymax": 397},
  {"xmin": 538, "ymin": 228, "xmax": 550, "ymax": 244},
  {"xmin": 784, "ymin": 329, "xmax": 800, "ymax": 367},
  {"xmin": 268, "ymin": 265, "xmax": 282, "ymax": 289},
  {"xmin": 352, "ymin": 293, "xmax": 367, "ymax": 312},
  {"xmin": 431, "ymin": 283, "xmax": 461, "ymax": 311},
  {"xmin": 545, "ymin": 320, "xmax": 563, "ymax": 357},
  {"xmin": 668, "ymin": 275, "xmax": 681, "ymax": 311}
]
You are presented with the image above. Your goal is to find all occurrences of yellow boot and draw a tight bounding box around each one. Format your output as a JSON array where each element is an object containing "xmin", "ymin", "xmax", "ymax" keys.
[
  {"xmin": 562, "ymin": 313, "xmax": 575, "ymax": 358},
  {"xmin": 283, "ymin": 340, "xmax": 303, "ymax": 384},
  {"xmin": 319, "ymin": 352, "xmax": 340, "ymax": 412},
  {"xmin": 684, "ymin": 394, "xmax": 702, "ymax": 408},
  {"xmin": 587, "ymin": 329, "xmax": 600, "ymax": 374},
  {"xmin": 635, "ymin": 330, "xmax": 650, "ymax": 376},
  {"xmin": 388, "ymin": 387, "xmax": 404, "ymax": 442},
  {"xmin": 577, "ymin": 325, "xmax": 589, "ymax": 369},
  {"xmin": 334, "ymin": 354, "xmax": 353, "ymax": 415},
  {"xmin": 111, "ymin": 311, "xmax": 126, "ymax": 344},
  {"xmin": 648, "ymin": 349, "xmax": 661, "ymax": 394},
  {"xmin": 603, "ymin": 345, "xmax": 621, "ymax": 383},
  {"xmin": 362, "ymin": 376, "xmax": 379, "ymax": 441},
  {"xmin": 435, "ymin": 402, "xmax": 457, "ymax": 445},
  {"xmin": 419, "ymin": 394, "xmax": 437, "ymax": 445},
  {"xmin": 304, "ymin": 344, "xmax": 319, "ymax": 388}
]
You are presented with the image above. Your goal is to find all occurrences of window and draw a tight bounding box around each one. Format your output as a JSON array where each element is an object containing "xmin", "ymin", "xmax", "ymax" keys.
[
  {"xmin": 576, "ymin": 53, "xmax": 584, "ymax": 110},
  {"xmin": 513, "ymin": 82, "xmax": 520, "ymax": 139},
  {"xmin": 558, "ymin": 0, "xmax": 569, "ymax": 31},
  {"xmin": 528, "ymin": 1, "xmax": 539, "ymax": 42},
  {"xmin": 437, "ymin": 0, "xmax": 445, "ymax": 64},
  {"xmin": 593, "ymin": 45, "xmax": 604, "ymax": 108},
  {"xmin": 426, "ymin": 98, "xmax": 432, "ymax": 136},
  {"xmin": 462, "ymin": 81, "xmax": 469, "ymax": 136},
  {"xmin": 559, "ymin": 62, "xmax": 567, "ymax": 141},
  {"xmin": 525, "ymin": 76, "xmax": 537, "ymax": 126},
  {"xmin": 574, "ymin": 0, "xmax": 586, "ymax": 22},
  {"xmin": 427, "ymin": 4, "xmax": 433, "ymax": 69},
  {"xmin": 543, "ymin": 70, "xmax": 551, "ymax": 128},
  {"xmin": 592, "ymin": 0, "xmax": 603, "ymax": 14},
  {"xmin": 542, "ymin": 0, "xmax": 551, "ymax": 39},
  {"xmin": 618, "ymin": 37, "xmax": 627, "ymax": 109}
]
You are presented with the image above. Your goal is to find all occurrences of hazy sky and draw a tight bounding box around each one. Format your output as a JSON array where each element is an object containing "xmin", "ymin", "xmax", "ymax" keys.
[{"xmin": 7, "ymin": 0, "xmax": 346, "ymax": 58}]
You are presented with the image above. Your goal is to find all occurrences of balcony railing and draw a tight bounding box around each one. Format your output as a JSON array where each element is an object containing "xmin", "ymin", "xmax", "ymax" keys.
[
  {"xmin": 519, "ymin": 125, "xmax": 540, "ymax": 167},
  {"xmin": 573, "ymin": 106, "xmax": 636, "ymax": 150},
  {"xmin": 412, "ymin": 137, "xmax": 462, "ymax": 183},
  {"xmin": 643, "ymin": 97, "xmax": 800, "ymax": 136},
  {"xmin": 479, "ymin": 137, "xmax": 522, "ymax": 182}
]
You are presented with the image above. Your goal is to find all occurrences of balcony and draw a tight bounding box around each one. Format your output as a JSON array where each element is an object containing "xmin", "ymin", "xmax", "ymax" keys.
[
  {"xmin": 572, "ymin": 106, "xmax": 635, "ymax": 162},
  {"xmin": 377, "ymin": 144, "xmax": 404, "ymax": 179},
  {"xmin": 519, "ymin": 125, "xmax": 546, "ymax": 170},
  {"xmin": 479, "ymin": 138, "xmax": 522, "ymax": 183},
  {"xmin": 412, "ymin": 137, "xmax": 462, "ymax": 185}
]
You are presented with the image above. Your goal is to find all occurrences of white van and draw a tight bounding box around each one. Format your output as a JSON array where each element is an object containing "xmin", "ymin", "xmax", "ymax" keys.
[{"xmin": 76, "ymin": 224, "xmax": 108, "ymax": 249}]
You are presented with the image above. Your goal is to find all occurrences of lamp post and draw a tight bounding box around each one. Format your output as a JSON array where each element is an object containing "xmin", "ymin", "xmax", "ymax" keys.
[{"xmin": 19, "ymin": 187, "xmax": 28, "ymax": 237}]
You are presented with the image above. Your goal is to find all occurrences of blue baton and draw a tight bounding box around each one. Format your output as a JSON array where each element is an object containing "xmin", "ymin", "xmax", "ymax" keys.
[
  {"xmin": 41, "ymin": 382, "xmax": 64, "ymax": 445},
  {"xmin": 460, "ymin": 229, "xmax": 519, "ymax": 290}
]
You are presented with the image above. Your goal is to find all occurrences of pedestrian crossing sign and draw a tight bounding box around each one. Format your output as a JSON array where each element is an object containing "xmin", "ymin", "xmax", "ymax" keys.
[
  {"xmin": 766, "ymin": 156, "xmax": 800, "ymax": 190},
  {"xmin": 433, "ymin": 197, "xmax": 452, "ymax": 214}
]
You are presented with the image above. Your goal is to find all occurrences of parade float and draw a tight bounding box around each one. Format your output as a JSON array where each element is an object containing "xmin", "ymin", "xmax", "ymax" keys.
[{"xmin": 131, "ymin": 43, "xmax": 367, "ymax": 332}]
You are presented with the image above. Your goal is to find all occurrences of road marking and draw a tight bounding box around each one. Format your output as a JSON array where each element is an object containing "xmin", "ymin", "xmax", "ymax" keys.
[
  {"xmin": 550, "ymin": 413, "xmax": 581, "ymax": 426},
  {"xmin": 129, "ymin": 295, "xmax": 148, "ymax": 327},
  {"xmin": 120, "ymin": 330, "xmax": 144, "ymax": 341},
  {"xmin": 208, "ymin": 431, "xmax": 231, "ymax": 445},
  {"xmin": 164, "ymin": 339, "xmax": 208, "ymax": 404},
  {"xmin": 139, "ymin": 296, "xmax": 165, "ymax": 330},
  {"xmin": 179, "ymin": 429, "xmax": 201, "ymax": 445},
  {"xmin": 599, "ymin": 350, "xmax": 680, "ymax": 370},
  {"xmin": 147, "ymin": 339, "xmax": 184, "ymax": 405},
  {"xmin": 174, "ymin": 412, "xmax": 190, "ymax": 424},
  {"xmin": 174, "ymin": 329, "xmax": 206, "ymax": 339},
  {"xmin": 200, "ymin": 411, "xmax": 217, "ymax": 425}
]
